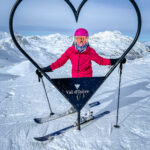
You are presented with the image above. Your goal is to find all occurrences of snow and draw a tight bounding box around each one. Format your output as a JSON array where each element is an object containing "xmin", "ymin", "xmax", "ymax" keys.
[
  {"xmin": 0, "ymin": 31, "xmax": 150, "ymax": 150},
  {"xmin": 143, "ymin": 41, "xmax": 150, "ymax": 50}
]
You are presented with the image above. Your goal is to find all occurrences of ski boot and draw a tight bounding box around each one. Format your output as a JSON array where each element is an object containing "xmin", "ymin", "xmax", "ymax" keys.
[
  {"xmin": 67, "ymin": 106, "xmax": 77, "ymax": 114},
  {"xmin": 74, "ymin": 111, "xmax": 94, "ymax": 126}
]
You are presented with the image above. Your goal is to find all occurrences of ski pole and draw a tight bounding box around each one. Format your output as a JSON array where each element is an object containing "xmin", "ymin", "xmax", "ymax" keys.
[
  {"xmin": 114, "ymin": 63, "xmax": 123, "ymax": 128},
  {"xmin": 77, "ymin": 111, "xmax": 81, "ymax": 130},
  {"xmin": 41, "ymin": 78, "xmax": 54, "ymax": 116}
]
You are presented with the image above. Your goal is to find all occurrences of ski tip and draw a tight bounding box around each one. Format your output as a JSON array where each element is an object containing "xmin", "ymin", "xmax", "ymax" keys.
[
  {"xmin": 89, "ymin": 101, "xmax": 100, "ymax": 107},
  {"xmin": 34, "ymin": 118, "xmax": 41, "ymax": 124},
  {"xmin": 104, "ymin": 111, "xmax": 110, "ymax": 114},
  {"xmin": 34, "ymin": 137, "xmax": 41, "ymax": 141},
  {"xmin": 94, "ymin": 110, "xmax": 110, "ymax": 119},
  {"xmin": 34, "ymin": 137, "xmax": 45, "ymax": 142},
  {"xmin": 34, "ymin": 136, "xmax": 54, "ymax": 142}
]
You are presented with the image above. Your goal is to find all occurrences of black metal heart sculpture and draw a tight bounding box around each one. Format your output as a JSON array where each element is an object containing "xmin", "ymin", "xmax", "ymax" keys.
[
  {"xmin": 9, "ymin": 0, "xmax": 141, "ymax": 93},
  {"xmin": 64, "ymin": 0, "xmax": 88, "ymax": 22},
  {"xmin": 9, "ymin": 0, "xmax": 141, "ymax": 133}
]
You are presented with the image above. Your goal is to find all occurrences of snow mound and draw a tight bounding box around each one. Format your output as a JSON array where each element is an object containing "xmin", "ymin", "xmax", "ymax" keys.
[
  {"xmin": 0, "ymin": 36, "xmax": 25, "ymax": 65},
  {"xmin": 0, "ymin": 73, "xmax": 19, "ymax": 81},
  {"xmin": 7, "ymin": 61, "xmax": 34, "ymax": 76}
]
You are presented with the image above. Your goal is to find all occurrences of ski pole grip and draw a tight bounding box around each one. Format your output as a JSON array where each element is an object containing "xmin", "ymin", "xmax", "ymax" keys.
[{"xmin": 36, "ymin": 69, "xmax": 43, "ymax": 82}]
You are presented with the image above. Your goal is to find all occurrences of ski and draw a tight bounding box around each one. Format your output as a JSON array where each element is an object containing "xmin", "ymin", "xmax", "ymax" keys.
[
  {"xmin": 34, "ymin": 110, "xmax": 110, "ymax": 142},
  {"xmin": 34, "ymin": 101, "xmax": 100, "ymax": 124}
]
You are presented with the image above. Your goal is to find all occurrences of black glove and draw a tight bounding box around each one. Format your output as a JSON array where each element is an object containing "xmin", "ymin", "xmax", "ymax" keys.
[
  {"xmin": 121, "ymin": 58, "xmax": 126, "ymax": 64},
  {"xmin": 110, "ymin": 58, "xmax": 126, "ymax": 65},
  {"xmin": 35, "ymin": 66, "xmax": 52, "ymax": 80},
  {"xmin": 36, "ymin": 69, "xmax": 43, "ymax": 78},
  {"xmin": 41, "ymin": 66, "xmax": 52, "ymax": 72}
]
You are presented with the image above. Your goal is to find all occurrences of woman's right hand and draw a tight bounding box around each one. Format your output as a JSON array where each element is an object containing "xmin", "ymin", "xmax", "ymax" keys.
[
  {"xmin": 36, "ymin": 69, "xmax": 43, "ymax": 78},
  {"xmin": 36, "ymin": 66, "xmax": 52, "ymax": 78}
]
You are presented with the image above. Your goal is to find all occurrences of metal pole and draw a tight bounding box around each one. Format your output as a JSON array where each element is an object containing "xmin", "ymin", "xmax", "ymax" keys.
[
  {"xmin": 77, "ymin": 111, "xmax": 81, "ymax": 130},
  {"xmin": 41, "ymin": 78, "xmax": 54, "ymax": 116},
  {"xmin": 114, "ymin": 63, "xmax": 123, "ymax": 128}
]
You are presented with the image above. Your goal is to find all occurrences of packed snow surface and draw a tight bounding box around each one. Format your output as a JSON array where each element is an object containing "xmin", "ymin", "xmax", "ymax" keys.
[{"xmin": 0, "ymin": 31, "xmax": 150, "ymax": 150}]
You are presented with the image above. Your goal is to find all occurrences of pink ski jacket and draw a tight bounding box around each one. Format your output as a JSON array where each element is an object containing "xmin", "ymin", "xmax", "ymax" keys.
[{"xmin": 50, "ymin": 45, "xmax": 111, "ymax": 78}]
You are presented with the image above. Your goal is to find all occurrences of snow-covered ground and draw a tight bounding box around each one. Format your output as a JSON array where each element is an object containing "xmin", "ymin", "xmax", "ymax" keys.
[{"xmin": 0, "ymin": 31, "xmax": 150, "ymax": 150}]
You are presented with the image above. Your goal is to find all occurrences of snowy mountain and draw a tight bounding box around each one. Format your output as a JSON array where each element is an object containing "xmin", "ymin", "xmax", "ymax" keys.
[
  {"xmin": 0, "ymin": 31, "xmax": 150, "ymax": 150},
  {"xmin": 143, "ymin": 41, "xmax": 150, "ymax": 49},
  {"xmin": 90, "ymin": 31, "xmax": 149, "ymax": 59},
  {"xmin": 0, "ymin": 30, "xmax": 149, "ymax": 66},
  {"xmin": 0, "ymin": 31, "xmax": 10, "ymax": 39}
]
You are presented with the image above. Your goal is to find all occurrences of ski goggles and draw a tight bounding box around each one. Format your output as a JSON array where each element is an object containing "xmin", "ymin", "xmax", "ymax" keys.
[{"xmin": 74, "ymin": 36, "xmax": 88, "ymax": 42}]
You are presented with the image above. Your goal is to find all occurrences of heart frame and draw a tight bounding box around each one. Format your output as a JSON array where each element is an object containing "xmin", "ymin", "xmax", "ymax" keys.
[
  {"xmin": 9, "ymin": 0, "xmax": 142, "ymax": 85},
  {"xmin": 9, "ymin": 0, "xmax": 142, "ymax": 131},
  {"xmin": 64, "ymin": 0, "xmax": 88, "ymax": 22}
]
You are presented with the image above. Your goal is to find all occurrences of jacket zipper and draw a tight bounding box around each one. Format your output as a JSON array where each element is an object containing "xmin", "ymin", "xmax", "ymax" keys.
[{"xmin": 77, "ymin": 53, "xmax": 80, "ymax": 77}]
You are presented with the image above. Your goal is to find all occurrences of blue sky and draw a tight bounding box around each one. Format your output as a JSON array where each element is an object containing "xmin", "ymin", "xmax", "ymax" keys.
[{"xmin": 0, "ymin": 0, "xmax": 150, "ymax": 41}]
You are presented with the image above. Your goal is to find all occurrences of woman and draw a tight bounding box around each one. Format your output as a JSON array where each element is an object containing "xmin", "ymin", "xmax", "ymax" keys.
[
  {"xmin": 36, "ymin": 28, "xmax": 126, "ymax": 118},
  {"xmin": 36, "ymin": 28, "xmax": 126, "ymax": 77}
]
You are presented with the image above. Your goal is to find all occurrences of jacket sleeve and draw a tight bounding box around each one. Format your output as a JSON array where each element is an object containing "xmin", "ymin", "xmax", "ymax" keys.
[
  {"xmin": 90, "ymin": 48, "xmax": 111, "ymax": 65},
  {"xmin": 50, "ymin": 48, "xmax": 70, "ymax": 70}
]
